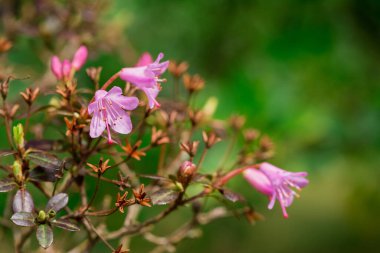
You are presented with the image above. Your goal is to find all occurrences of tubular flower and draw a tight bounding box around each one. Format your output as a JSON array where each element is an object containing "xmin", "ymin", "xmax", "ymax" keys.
[
  {"xmin": 50, "ymin": 45, "xmax": 88, "ymax": 80},
  {"xmin": 243, "ymin": 163, "xmax": 308, "ymax": 218},
  {"xmin": 88, "ymin": 86, "xmax": 139, "ymax": 143},
  {"xmin": 120, "ymin": 52, "xmax": 169, "ymax": 108}
]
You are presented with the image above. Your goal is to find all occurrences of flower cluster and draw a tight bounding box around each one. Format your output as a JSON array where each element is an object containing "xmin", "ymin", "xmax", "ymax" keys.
[{"xmin": 0, "ymin": 43, "xmax": 309, "ymax": 253}]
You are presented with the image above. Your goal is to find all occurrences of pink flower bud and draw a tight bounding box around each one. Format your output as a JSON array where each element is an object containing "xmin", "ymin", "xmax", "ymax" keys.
[
  {"xmin": 51, "ymin": 56, "xmax": 62, "ymax": 80},
  {"xmin": 179, "ymin": 161, "xmax": 196, "ymax": 177},
  {"xmin": 135, "ymin": 52, "xmax": 153, "ymax": 67},
  {"xmin": 62, "ymin": 59, "xmax": 72, "ymax": 79},
  {"xmin": 71, "ymin": 45, "xmax": 88, "ymax": 70}
]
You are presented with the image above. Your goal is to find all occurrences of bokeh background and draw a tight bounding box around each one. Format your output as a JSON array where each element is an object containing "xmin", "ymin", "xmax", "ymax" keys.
[{"xmin": 1, "ymin": 0, "xmax": 380, "ymax": 252}]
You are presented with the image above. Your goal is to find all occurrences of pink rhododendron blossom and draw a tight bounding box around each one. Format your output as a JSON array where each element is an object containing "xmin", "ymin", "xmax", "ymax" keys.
[
  {"xmin": 50, "ymin": 45, "xmax": 88, "ymax": 80},
  {"xmin": 88, "ymin": 86, "xmax": 139, "ymax": 143},
  {"xmin": 243, "ymin": 162, "xmax": 308, "ymax": 218},
  {"xmin": 120, "ymin": 52, "xmax": 168, "ymax": 109},
  {"xmin": 120, "ymin": 52, "xmax": 169, "ymax": 89},
  {"xmin": 72, "ymin": 45, "xmax": 88, "ymax": 70}
]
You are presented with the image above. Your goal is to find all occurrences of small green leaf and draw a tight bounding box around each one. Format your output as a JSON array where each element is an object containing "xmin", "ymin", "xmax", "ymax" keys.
[
  {"xmin": 51, "ymin": 219, "xmax": 80, "ymax": 231},
  {"xmin": 36, "ymin": 224, "xmax": 53, "ymax": 249},
  {"xmin": 0, "ymin": 178, "xmax": 17, "ymax": 192},
  {"xmin": 150, "ymin": 189, "xmax": 180, "ymax": 205},
  {"xmin": 11, "ymin": 212, "xmax": 35, "ymax": 227}
]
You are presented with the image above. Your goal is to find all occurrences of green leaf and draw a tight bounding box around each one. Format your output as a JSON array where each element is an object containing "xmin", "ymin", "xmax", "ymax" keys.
[
  {"xmin": 150, "ymin": 189, "xmax": 180, "ymax": 205},
  {"xmin": 36, "ymin": 224, "xmax": 53, "ymax": 249},
  {"xmin": 51, "ymin": 219, "xmax": 80, "ymax": 231},
  {"xmin": 0, "ymin": 178, "xmax": 17, "ymax": 192},
  {"xmin": 11, "ymin": 212, "xmax": 35, "ymax": 227}
]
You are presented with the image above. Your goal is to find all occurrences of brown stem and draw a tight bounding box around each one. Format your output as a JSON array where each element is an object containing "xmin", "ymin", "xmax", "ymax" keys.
[{"xmin": 81, "ymin": 175, "xmax": 101, "ymax": 214}]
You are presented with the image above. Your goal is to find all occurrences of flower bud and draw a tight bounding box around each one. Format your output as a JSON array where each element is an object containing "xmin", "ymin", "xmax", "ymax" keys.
[
  {"xmin": 13, "ymin": 123, "xmax": 25, "ymax": 152},
  {"xmin": 12, "ymin": 160, "xmax": 23, "ymax": 184},
  {"xmin": 62, "ymin": 59, "xmax": 72, "ymax": 79},
  {"xmin": 72, "ymin": 45, "xmax": 88, "ymax": 70},
  {"xmin": 51, "ymin": 56, "xmax": 62, "ymax": 80},
  {"xmin": 179, "ymin": 161, "xmax": 196, "ymax": 177},
  {"xmin": 37, "ymin": 210, "xmax": 47, "ymax": 223},
  {"xmin": 0, "ymin": 76, "xmax": 10, "ymax": 100}
]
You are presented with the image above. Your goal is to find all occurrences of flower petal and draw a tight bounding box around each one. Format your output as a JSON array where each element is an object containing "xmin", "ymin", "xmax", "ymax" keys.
[
  {"xmin": 142, "ymin": 86, "xmax": 160, "ymax": 109},
  {"xmin": 90, "ymin": 110, "xmax": 106, "ymax": 138},
  {"xmin": 120, "ymin": 67, "xmax": 156, "ymax": 88},
  {"xmin": 243, "ymin": 168, "xmax": 273, "ymax": 196}
]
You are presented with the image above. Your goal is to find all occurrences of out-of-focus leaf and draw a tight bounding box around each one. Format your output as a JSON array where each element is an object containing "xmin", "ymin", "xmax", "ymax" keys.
[
  {"xmin": 36, "ymin": 224, "xmax": 53, "ymax": 249},
  {"xmin": 0, "ymin": 178, "xmax": 17, "ymax": 192},
  {"xmin": 150, "ymin": 189, "xmax": 180, "ymax": 205},
  {"xmin": 45, "ymin": 193, "xmax": 68, "ymax": 212},
  {"xmin": 51, "ymin": 219, "xmax": 80, "ymax": 231},
  {"xmin": 27, "ymin": 151, "xmax": 64, "ymax": 170},
  {"xmin": 13, "ymin": 189, "xmax": 34, "ymax": 213},
  {"xmin": 29, "ymin": 166, "xmax": 62, "ymax": 182},
  {"xmin": 138, "ymin": 174, "xmax": 171, "ymax": 182},
  {"xmin": 11, "ymin": 212, "xmax": 35, "ymax": 227},
  {"xmin": 0, "ymin": 150, "xmax": 16, "ymax": 157},
  {"xmin": 192, "ymin": 173, "xmax": 212, "ymax": 184},
  {"xmin": 219, "ymin": 188, "xmax": 245, "ymax": 203},
  {"xmin": 25, "ymin": 140, "xmax": 62, "ymax": 151}
]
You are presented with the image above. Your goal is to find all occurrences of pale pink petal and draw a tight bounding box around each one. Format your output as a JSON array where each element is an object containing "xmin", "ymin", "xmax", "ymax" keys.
[
  {"xmin": 104, "ymin": 102, "xmax": 132, "ymax": 134},
  {"xmin": 135, "ymin": 52, "xmax": 153, "ymax": 67},
  {"xmin": 113, "ymin": 96, "xmax": 139, "ymax": 110},
  {"xmin": 120, "ymin": 67, "xmax": 156, "ymax": 88},
  {"xmin": 90, "ymin": 111, "xmax": 106, "ymax": 138},
  {"xmin": 88, "ymin": 101, "xmax": 97, "ymax": 115},
  {"xmin": 106, "ymin": 86, "xmax": 123, "ymax": 97},
  {"xmin": 94, "ymin": 90, "xmax": 108, "ymax": 100},
  {"xmin": 72, "ymin": 45, "xmax": 88, "ymax": 70},
  {"xmin": 142, "ymin": 86, "xmax": 160, "ymax": 109},
  {"xmin": 243, "ymin": 168, "xmax": 273, "ymax": 196}
]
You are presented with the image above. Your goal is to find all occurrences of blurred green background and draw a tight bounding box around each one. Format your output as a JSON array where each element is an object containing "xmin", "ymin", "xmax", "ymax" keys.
[{"xmin": 2, "ymin": 0, "xmax": 380, "ymax": 252}]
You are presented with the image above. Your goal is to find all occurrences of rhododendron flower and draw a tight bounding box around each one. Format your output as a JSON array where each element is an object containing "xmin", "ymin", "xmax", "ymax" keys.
[
  {"xmin": 120, "ymin": 53, "xmax": 168, "ymax": 108},
  {"xmin": 50, "ymin": 45, "xmax": 88, "ymax": 80},
  {"xmin": 243, "ymin": 163, "xmax": 308, "ymax": 218},
  {"xmin": 88, "ymin": 86, "xmax": 139, "ymax": 143}
]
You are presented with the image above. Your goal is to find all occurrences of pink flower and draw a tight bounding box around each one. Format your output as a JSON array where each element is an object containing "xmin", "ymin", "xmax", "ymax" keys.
[
  {"xmin": 50, "ymin": 45, "xmax": 88, "ymax": 80},
  {"xmin": 88, "ymin": 86, "xmax": 139, "ymax": 143},
  {"xmin": 243, "ymin": 163, "xmax": 308, "ymax": 218},
  {"xmin": 71, "ymin": 45, "xmax": 88, "ymax": 70},
  {"xmin": 120, "ymin": 52, "xmax": 168, "ymax": 109},
  {"xmin": 120, "ymin": 52, "xmax": 169, "ymax": 89}
]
